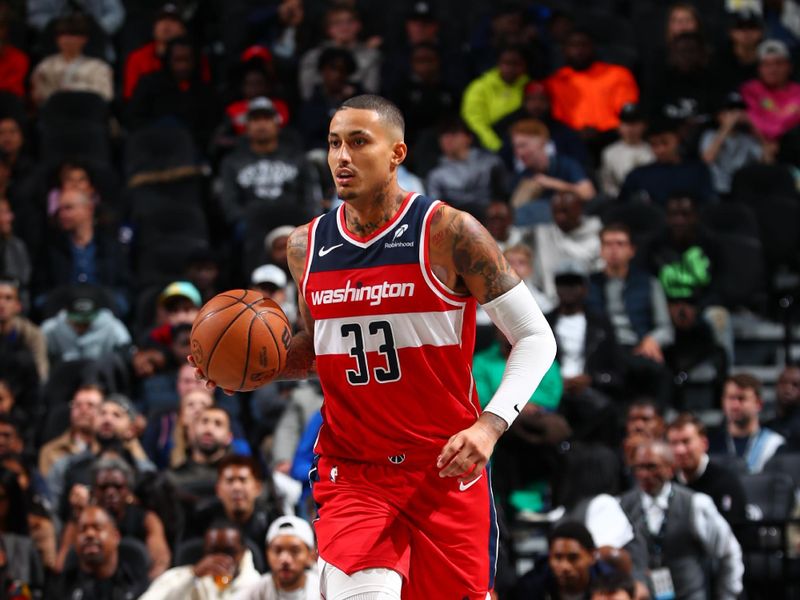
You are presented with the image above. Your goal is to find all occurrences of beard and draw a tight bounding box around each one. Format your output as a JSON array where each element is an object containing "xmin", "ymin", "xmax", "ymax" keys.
[{"xmin": 198, "ymin": 440, "xmax": 222, "ymax": 457}]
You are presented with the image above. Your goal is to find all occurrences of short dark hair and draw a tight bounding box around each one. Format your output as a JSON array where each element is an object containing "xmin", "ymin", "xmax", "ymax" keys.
[
  {"xmin": 92, "ymin": 456, "xmax": 135, "ymax": 489},
  {"xmin": 590, "ymin": 571, "xmax": 636, "ymax": 599},
  {"xmin": 336, "ymin": 95, "xmax": 405, "ymax": 137},
  {"xmin": 217, "ymin": 454, "xmax": 264, "ymax": 482},
  {"xmin": 600, "ymin": 222, "xmax": 632, "ymax": 243},
  {"xmin": 55, "ymin": 13, "xmax": 90, "ymax": 37},
  {"xmin": 627, "ymin": 396, "xmax": 664, "ymax": 418},
  {"xmin": 317, "ymin": 46, "xmax": 357, "ymax": 75},
  {"xmin": 667, "ymin": 412, "xmax": 707, "ymax": 437},
  {"xmin": 549, "ymin": 521, "xmax": 596, "ymax": 551},
  {"xmin": 437, "ymin": 115, "xmax": 470, "ymax": 136},
  {"xmin": 725, "ymin": 373, "xmax": 762, "ymax": 398}
]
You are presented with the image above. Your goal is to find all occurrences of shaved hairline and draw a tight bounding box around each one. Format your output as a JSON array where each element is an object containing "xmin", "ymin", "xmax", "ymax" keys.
[{"xmin": 334, "ymin": 94, "xmax": 405, "ymax": 140}]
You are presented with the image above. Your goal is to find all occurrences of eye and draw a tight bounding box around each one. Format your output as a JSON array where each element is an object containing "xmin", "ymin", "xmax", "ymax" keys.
[
  {"xmin": 353, "ymin": 138, "xmax": 366, "ymax": 146},
  {"xmin": 328, "ymin": 139, "xmax": 340, "ymax": 148}
]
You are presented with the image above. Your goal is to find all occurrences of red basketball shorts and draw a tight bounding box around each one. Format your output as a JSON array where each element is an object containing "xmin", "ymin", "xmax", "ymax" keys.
[{"xmin": 311, "ymin": 455, "xmax": 497, "ymax": 599}]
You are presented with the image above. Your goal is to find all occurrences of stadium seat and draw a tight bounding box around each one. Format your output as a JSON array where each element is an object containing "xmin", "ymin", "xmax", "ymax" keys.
[
  {"xmin": 709, "ymin": 453, "xmax": 749, "ymax": 475},
  {"xmin": 40, "ymin": 91, "xmax": 110, "ymax": 125},
  {"xmin": 764, "ymin": 453, "xmax": 800, "ymax": 486},
  {"xmin": 709, "ymin": 233, "xmax": 766, "ymax": 310},
  {"xmin": 700, "ymin": 203, "xmax": 760, "ymax": 239},
  {"xmin": 731, "ymin": 164, "xmax": 797, "ymax": 205},
  {"xmin": 174, "ymin": 536, "xmax": 267, "ymax": 573},
  {"xmin": 134, "ymin": 235, "xmax": 209, "ymax": 289},
  {"xmin": 738, "ymin": 472, "xmax": 795, "ymax": 587},
  {"xmin": 124, "ymin": 126, "xmax": 197, "ymax": 179},
  {"xmin": 600, "ymin": 202, "xmax": 666, "ymax": 250}
]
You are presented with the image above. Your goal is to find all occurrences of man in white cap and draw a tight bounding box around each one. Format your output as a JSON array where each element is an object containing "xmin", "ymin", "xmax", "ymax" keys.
[
  {"xmin": 236, "ymin": 515, "xmax": 318, "ymax": 599},
  {"xmin": 252, "ymin": 263, "xmax": 296, "ymax": 324}
]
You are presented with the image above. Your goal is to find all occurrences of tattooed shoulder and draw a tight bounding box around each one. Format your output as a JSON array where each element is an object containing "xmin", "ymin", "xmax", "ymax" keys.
[
  {"xmin": 450, "ymin": 210, "xmax": 519, "ymax": 304},
  {"xmin": 286, "ymin": 224, "xmax": 310, "ymax": 280}
]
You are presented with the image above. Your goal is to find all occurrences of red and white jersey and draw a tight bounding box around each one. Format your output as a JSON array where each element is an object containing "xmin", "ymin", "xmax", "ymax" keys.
[{"xmin": 301, "ymin": 193, "xmax": 479, "ymax": 466}]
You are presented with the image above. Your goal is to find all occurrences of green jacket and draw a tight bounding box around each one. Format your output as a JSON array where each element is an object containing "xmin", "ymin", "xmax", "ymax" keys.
[
  {"xmin": 473, "ymin": 342, "xmax": 562, "ymax": 411},
  {"xmin": 461, "ymin": 68, "xmax": 529, "ymax": 151}
]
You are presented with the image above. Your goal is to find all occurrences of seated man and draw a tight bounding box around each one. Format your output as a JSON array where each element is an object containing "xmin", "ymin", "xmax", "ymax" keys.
[
  {"xmin": 531, "ymin": 191, "xmax": 602, "ymax": 304},
  {"xmin": 170, "ymin": 406, "xmax": 235, "ymax": 499},
  {"xmin": 667, "ymin": 413, "xmax": 747, "ymax": 525},
  {"xmin": 510, "ymin": 521, "xmax": 599, "ymax": 600},
  {"xmin": 620, "ymin": 441, "xmax": 743, "ymax": 600},
  {"xmin": 186, "ymin": 455, "xmax": 282, "ymax": 549},
  {"xmin": 139, "ymin": 519, "xmax": 261, "ymax": 599},
  {"xmin": 53, "ymin": 506, "xmax": 148, "ymax": 599},
  {"xmin": 644, "ymin": 193, "xmax": 731, "ymax": 361},
  {"xmin": 619, "ymin": 119, "xmax": 713, "ymax": 206},
  {"xmin": 0, "ymin": 278, "xmax": 47, "ymax": 382},
  {"xmin": 765, "ymin": 365, "xmax": 800, "ymax": 443},
  {"xmin": 588, "ymin": 224, "xmax": 675, "ymax": 407},
  {"xmin": 548, "ymin": 261, "xmax": 624, "ymax": 445},
  {"xmin": 508, "ymin": 119, "xmax": 595, "ymax": 226},
  {"xmin": 707, "ymin": 373, "xmax": 785, "ymax": 472},
  {"xmin": 425, "ymin": 116, "xmax": 507, "ymax": 219},
  {"xmin": 41, "ymin": 285, "xmax": 131, "ymax": 366},
  {"xmin": 238, "ymin": 515, "xmax": 319, "ymax": 599},
  {"xmin": 39, "ymin": 384, "xmax": 103, "ymax": 477}
]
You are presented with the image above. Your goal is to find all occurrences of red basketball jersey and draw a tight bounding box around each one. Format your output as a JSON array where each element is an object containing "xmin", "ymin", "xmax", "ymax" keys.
[{"xmin": 301, "ymin": 193, "xmax": 479, "ymax": 465}]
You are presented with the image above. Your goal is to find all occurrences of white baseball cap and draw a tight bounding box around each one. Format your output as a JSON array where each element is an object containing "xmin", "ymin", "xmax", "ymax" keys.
[
  {"xmin": 251, "ymin": 264, "xmax": 287, "ymax": 288},
  {"xmin": 266, "ymin": 516, "xmax": 315, "ymax": 550}
]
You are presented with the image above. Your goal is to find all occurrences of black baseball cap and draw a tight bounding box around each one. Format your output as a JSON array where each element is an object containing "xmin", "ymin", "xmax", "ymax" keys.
[
  {"xmin": 247, "ymin": 97, "xmax": 278, "ymax": 119},
  {"xmin": 66, "ymin": 286, "xmax": 102, "ymax": 323},
  {"xmin": 722, "ymin": 91, "xmax": 747, "ymax": 110},
  {"xmin": 730, "ymin": 9, "xmax": 763, "ymax": 29},
  {"xmin": 408, "ymin": 1, "xmax": 436, "ymax": 22},
  {"xmin": 619, "ymin": 102, "xmax": 645, "ymax": 123},
  {"xmin": 156, "ymin": 3, "xmax": 183, "ymax": 22}
]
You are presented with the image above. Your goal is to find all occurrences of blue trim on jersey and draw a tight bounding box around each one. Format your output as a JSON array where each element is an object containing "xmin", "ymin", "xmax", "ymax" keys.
[
  {"xmin": 310, "ymin": 194, "xmax": 438, "ymax": 272},
  {"xmin": 487, "ymin": 463, "xmax": 498, "ymax": 590}
]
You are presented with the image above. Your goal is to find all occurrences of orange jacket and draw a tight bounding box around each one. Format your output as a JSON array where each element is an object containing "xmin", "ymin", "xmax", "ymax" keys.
[{"xmin": 545, "ymin": 62, "xmax": 638, "ymax": 132}]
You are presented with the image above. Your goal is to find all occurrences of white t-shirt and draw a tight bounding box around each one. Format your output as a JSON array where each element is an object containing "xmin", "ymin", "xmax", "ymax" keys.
[
  {"xmin": 233, "ymin": 572, "xmax": 320, "ymax": 600},
  {"xmin": 554, "ymin": 314, "xmax": 587, "ymax": 378}
]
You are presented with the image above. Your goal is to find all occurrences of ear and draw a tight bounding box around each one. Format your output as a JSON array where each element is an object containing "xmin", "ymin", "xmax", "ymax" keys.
[
  {"xmin": 701, "ymin": 435, "xmax": 709, "ymax": 453},
  {"xmin": 390, "ymin": 141, "xmax": 407, "ymax": 168}
]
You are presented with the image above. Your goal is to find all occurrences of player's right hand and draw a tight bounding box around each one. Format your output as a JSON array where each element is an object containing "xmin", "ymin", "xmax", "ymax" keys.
[{"xmin": 187, "ymin": 355, "xmax": 235, "ymax": 396}]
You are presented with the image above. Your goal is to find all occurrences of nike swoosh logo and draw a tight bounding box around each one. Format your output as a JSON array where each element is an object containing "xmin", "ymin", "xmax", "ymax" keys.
[
  {"xmin": 513, "ymin": 404, "xmax": 521, "ymax": 414},
  {"xmin": 459, "ymin": 474, "xmax": 483, "ymax": 492},
  {"xmin": 318, "ymin": 244, "xmax": 343, "ymax": 257}
]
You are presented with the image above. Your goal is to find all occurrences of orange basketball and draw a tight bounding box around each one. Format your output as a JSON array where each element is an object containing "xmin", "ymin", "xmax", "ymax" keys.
[{"xmin": 190, "ymin": 290, "xmax": 291, "ymax": 391}]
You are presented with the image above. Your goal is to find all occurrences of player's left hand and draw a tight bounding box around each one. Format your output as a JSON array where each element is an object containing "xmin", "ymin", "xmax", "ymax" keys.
[{"xmin": 437, "ymin": 413, "xmax": 507, "ymax": 483}]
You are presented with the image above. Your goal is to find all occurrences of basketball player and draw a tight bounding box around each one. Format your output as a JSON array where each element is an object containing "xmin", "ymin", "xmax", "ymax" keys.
[{"xmin": 193, "ymin": 95, "xmax": 556, "ymax": 599}]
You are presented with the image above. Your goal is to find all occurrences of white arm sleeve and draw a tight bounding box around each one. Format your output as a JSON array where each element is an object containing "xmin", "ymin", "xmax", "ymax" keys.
[{"xmin": 480, "ymin": 281, "xmax": 557, "ymax": 428}]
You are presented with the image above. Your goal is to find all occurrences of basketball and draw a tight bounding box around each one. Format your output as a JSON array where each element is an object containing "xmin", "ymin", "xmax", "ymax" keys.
[{"xmin": 190, "ymin": 289, "xmax": 291, "ymax": 391}]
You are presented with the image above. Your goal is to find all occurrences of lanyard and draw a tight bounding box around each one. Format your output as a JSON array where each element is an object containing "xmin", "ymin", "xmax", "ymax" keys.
[{"xmin": 725, "ymin": 428, "xmax": 766, "ymax": 471}]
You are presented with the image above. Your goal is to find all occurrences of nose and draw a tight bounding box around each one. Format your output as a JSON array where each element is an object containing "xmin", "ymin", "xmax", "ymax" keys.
[{"xmin": 334, "ymin": 143, "xmax": 351, "ymax": 166}]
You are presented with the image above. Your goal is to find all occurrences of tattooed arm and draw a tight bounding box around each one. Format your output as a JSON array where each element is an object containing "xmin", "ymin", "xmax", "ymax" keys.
[
  {"xmin": 431, "ymin": 204, "xmax": 557, "ymax": 483},
  {"xmin": 276, "ymin": 224, "xmax": 318, "ymax": 381},
  {"xmin": 189, "ymin": 224, "xmax": 317, "ymax": 392}
]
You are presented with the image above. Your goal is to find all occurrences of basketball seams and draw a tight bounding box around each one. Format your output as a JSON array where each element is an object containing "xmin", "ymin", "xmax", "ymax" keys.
[
  {"xmin": 254, "ymin": 310, "xmax": 284, "ymax": 374},
  {"xmin": 192, "ymin": 289, "xmax": 291, "ymax": 391},
  {"xmin": 204, "ymin": 306, "xmax": 252, "ymax": 378},
  {"xmin": 238, "ymin": 313, "xmax": 257, "ymax": 391}
]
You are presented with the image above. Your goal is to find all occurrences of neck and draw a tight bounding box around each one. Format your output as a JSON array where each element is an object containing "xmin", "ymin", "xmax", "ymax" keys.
[
  {"xmin": 559, "ymin": 303, "xmax": 582, "ymax": 316},
  {"xmin": 729, "ymin": 419, "xmax": 759, "ymax": 437},
  {"xmin": 83, "ymin": 552, "xmax": 118, "ymax": 580},
  {"xmin": 71, "ymin": 223, "xmax": 93, "ymax": 247},
  {"xmin": 449, "ymin": 147, "xmax": 471, "ymax": 162},
  {"xmin": 647, "ymin": 482, "xmax": 667, "ymax": 498},
  {"xmin": 192, "ymin": 447, "xmax": 225, "ymax": 465},
  {"xmin": 605, "ymin": 264, "xmax": 629, "ymax": 279},
  {"xmin": 0, "ymin": 318, "xmax": 14, "ymax": 334},
  {"xmin": 61, "ymin": 50, "xmax": 80, "ymax": 62},
  {"xmin": 343, "ymin": 183, "xmax": 405, "ymax": 238},
  {"xmin": 733, "ymin": 42, "xmax": 757, "ymax": 62},
  {"xmin": 71, "ymin": 428, "xmax": 94, "ymax": 444},
  {"xmin": 229, "ymin": 506, "xmax": 254, "ymax": 524},
  {"xmin": 279, "ymin": 572, "xmax": 307, "ymax": 592},
  {"xmin": 250, "ymin": 137, "xmax": 278, "ymax": 154},
  {"xmin": 155, "ymin": 40, "xmax": 168, "ymax": 55}
]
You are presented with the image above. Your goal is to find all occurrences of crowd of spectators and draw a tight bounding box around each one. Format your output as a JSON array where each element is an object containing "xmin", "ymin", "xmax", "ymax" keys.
[{"xmin": 0, "ymin": 0, "xmax": 800, "ymax": 598}]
